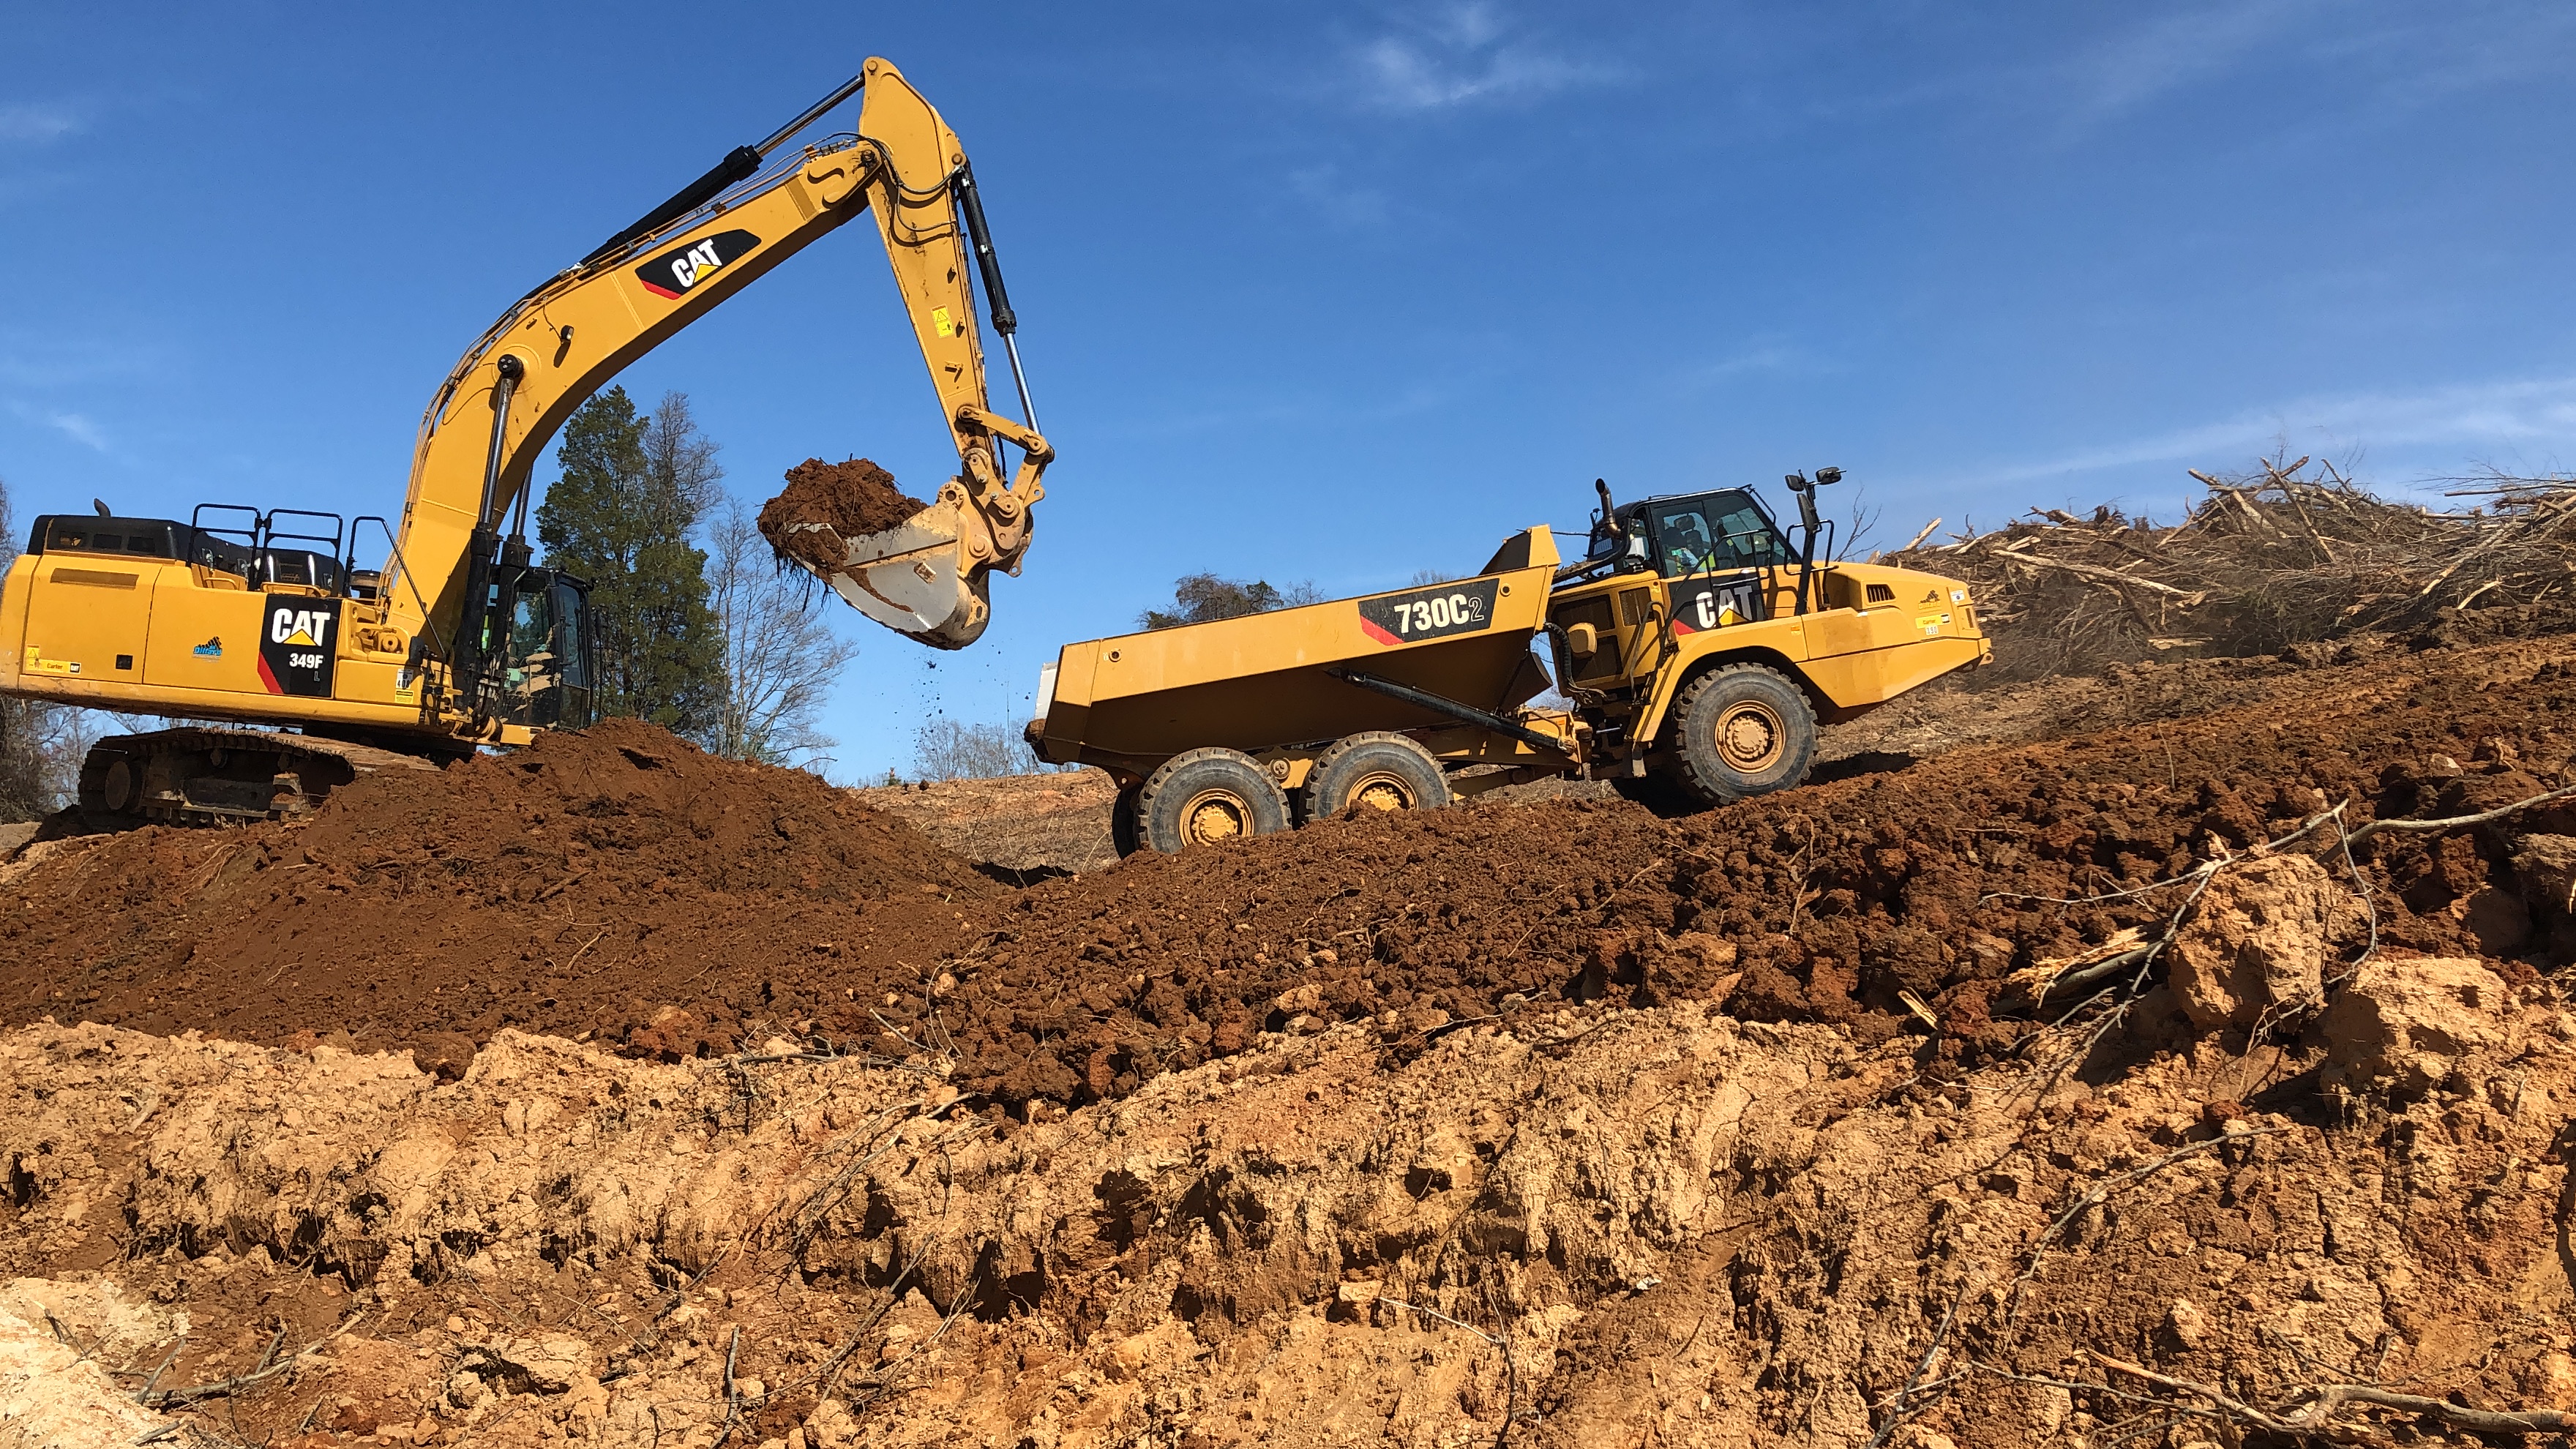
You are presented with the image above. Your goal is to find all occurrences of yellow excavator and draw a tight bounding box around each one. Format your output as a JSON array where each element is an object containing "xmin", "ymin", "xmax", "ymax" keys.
[{"xmin": 0, "ymin": 58, "xmax": 1051, "ymax": 824}]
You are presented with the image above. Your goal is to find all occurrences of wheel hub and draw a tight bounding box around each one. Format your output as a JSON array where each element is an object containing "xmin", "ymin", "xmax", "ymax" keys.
[
  {"xmin": 1715, "ymin": 702, "xmax": 1785, "ymax": 771},
  {"xmin": 1350, "ymin": 773, "xmax": 1415, "ymax": 812},
  {"xmin": 1183, "ymin": 790, "xmax": 1249, "ymax": 845}
]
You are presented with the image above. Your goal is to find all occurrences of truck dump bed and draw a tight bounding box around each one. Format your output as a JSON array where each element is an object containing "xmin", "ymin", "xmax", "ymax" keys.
[{"xmin": 1032, "ymin": 528, "xmax": 1563, "ymax": 779}]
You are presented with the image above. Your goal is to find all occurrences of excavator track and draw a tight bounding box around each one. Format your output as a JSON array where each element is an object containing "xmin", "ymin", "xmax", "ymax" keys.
[{"xmin": 77, "ymin": 727, "xmax": 441, "ymax": 827}]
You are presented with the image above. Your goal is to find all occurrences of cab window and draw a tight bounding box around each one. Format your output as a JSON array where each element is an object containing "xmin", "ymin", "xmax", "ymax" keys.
[
  {"xmin": 509, "ymin": 588, "xmax": 555, "ymax": 671},
  {"xmin": 550, "ymin": 582, "xmax": 591, "ymax": 690},
  {"xmin": 1648, "ymin": 491, "xmax": 1788, "ymax": 577}
]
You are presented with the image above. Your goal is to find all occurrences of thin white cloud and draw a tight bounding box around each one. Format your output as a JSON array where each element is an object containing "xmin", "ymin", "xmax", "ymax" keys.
[
  {"xmin": 1680, "ymin": 339, "xmax": 1826, "ymax": 388},
  {"xmin": 0, "ymin": 102, "xmax": 82, "ymax": 146},
  {"xmin": 2054, "ymin": 1, "xmax": 2312, "ymax": 130},
  {"xmin": 1349, "ymin": 4, "xmax": 1620, "ymax": 111},
  {"xmin": 6, "ymin": 400, "xmax": 110, "ymax": 452},
  {"xmin": 1286, "ymin": 164, "xmax": 1392, "ymax": 231},
  {"xmin": 2307, "ymin": 5, "xmax": 2576, "ymax": 103},
  {"xmin": 49, "ymin": 411, "xmax": 108, "ymax": 451},
  {"xmin": 1982, "ymin": 373, "xmax": 2576, "ymax": 486}
]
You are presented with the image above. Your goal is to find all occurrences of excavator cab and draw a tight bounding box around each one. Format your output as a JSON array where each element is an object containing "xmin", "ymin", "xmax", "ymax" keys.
[{"xmin": 479, "ymin": 566, "xmax": 596, "ymax": 730}]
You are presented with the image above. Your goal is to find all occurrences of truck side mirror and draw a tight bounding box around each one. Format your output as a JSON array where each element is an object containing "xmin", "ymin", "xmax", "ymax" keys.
[{"xmin": 1565, "ymin": 622, "xmax": 1598, "ymax": 658}]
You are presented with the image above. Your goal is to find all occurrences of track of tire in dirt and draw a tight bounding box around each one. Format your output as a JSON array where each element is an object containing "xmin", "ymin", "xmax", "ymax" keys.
[{"xmin": 2, "ymin": 645, "xmax": 2572, "ymax": 1113}]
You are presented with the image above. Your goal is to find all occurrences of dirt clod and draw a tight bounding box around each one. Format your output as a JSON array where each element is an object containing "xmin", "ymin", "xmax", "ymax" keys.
[
  {"xmin": 2320, "ymin": 954, "xmax": 2512, "ymax": 1093},
  {"xmin": 2168, "ymin": 853, "xmax": 2354, "ymax": 1028}
]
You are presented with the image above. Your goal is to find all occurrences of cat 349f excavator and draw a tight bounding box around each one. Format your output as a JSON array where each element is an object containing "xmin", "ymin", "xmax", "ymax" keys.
[{"xmin": 0, "ymin": 59, "xmax": 1052, "ymax": 825}]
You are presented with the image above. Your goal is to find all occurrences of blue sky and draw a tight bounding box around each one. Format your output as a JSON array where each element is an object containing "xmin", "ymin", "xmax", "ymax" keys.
[{"xmin": 6, "ymin": 3, "xmax": 2575, "ymax": 779}]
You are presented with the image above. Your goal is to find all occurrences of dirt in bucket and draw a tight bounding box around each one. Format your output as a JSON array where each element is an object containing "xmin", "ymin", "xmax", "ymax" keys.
[{"xmin": 757, "ymin": 457, "xmax": 929, "ymax": 572}]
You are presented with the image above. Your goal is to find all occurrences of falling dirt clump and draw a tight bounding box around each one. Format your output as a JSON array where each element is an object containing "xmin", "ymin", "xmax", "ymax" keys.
[{"xmin": 758, "ymin": 457, "xmax": 927, "ymax": 573}]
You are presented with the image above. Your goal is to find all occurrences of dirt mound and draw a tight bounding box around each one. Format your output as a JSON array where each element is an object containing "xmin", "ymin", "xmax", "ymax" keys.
[
  {"xmin": 921, "ymin": 636, "xmax": 2576, "ymax": 1107},
  {"xmin": 7, "ymin": 640, "xmax": 2575, "ymax": 1117},
  {"xmin": 758, "ymin": 457, "xmax": 926, "ymax": 573},
  {"xmin": 0, "ymin": 719, "xmax": 999, "ymax": 1059},
  {"xmin": 850, "ymin": 767, "xmax": 1122, "ymax": 879}
]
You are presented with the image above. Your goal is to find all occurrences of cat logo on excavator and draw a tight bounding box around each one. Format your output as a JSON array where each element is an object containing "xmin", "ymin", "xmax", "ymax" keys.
[
  {"xmin": 636, "ymin": 229, "xmax": 761, "ymax": 299},
  {"xmin": 258, "ymin": 599, "xmax": 340, "ymax": 697}
]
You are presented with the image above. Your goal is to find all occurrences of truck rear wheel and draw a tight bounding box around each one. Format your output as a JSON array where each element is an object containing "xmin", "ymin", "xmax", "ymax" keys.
[
  {"xmin": 1668, "ymin": 664, "xmax": 1816, "ymax": 806},
  {"xmin": 1136, "ymin": 748, "xmax": 1291, "ymax": 853},
  {"xmin": 1304, "ymin": 733, "xmax": 1450, "ymax": 820}
]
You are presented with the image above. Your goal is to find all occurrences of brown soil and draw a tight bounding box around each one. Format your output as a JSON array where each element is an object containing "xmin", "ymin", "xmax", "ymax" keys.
[
  {"xmin": 923, "ymin": 635, "xmax": 2576, "ymax": 1109},
  {"xmin": 7, "ymin": 643, "xmax": 2574, "ymax": 1104},
  {"xmin": 6, "ymin": 963, "xmax": 2574, "ymax": 1446},
  {"xmin": 0, "ymin": 717, "xmax": 1000, "ymax": 1063},
  {"xmin": 850, "ymin": 768, "xmax": 1122, "ymax": 879},
  {"xmin": 758, "ymin": 457, "xmax": 927, "ymax": 573},
  {"xmin": 7, "ymin": 631, "xmax": 2576, "ymax": 1444}
]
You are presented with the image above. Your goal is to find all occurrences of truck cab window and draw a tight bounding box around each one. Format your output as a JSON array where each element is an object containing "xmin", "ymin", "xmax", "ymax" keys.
[
  {"xmin": 1648, "ymin": 504, "xmax": 1719, "ymax": 578},
  {"xmin": 1649, "ymin": 490, "xmax": 1789, "ymax": 574}
]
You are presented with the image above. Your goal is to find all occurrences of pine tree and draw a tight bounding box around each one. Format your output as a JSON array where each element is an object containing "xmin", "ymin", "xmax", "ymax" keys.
[{"xmin": 535, "ymin": 387, "xmax": 724, "ymax": 738}]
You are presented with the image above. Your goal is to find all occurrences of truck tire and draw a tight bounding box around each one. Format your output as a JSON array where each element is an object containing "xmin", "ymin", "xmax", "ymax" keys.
[
  {"xmin": 1666, "ymin": 664, "xmax": 1817, "ymax": 806},
  {"xmin": 1136, "ymin": 748, "xmax": 1291, "ymax": 853},
  {"xmin": 1304, "ymin": 732, "xmax": 1450, "ymax": 819},
  {"xmin": 1110, "ymin": 785, "xmax": 1143, "ymax": 858}
]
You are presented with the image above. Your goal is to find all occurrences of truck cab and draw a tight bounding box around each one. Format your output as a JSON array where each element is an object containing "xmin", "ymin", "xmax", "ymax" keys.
[{"xmin": 1546, "ymin": 482, "xmax": 1988, "ymax": 804}]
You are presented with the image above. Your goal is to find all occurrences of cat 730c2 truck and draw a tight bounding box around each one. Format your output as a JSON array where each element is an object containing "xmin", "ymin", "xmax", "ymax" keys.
[{"xmin": 1029, "ymin": 470, "xmax": 1991, "ymax": 855}]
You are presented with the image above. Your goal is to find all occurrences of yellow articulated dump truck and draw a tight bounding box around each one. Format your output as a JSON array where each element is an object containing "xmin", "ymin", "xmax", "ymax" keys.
[{"xmin": 1030, "ymin": 471, "xmax": 1991, "ymax": 854}]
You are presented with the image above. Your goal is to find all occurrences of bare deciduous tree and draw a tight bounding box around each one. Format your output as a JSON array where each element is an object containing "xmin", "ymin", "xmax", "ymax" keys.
[
  {"xmin": 705, "ymin": 498, "xmax": 857, "ymax": 768},
  {"xmin": 643, "ymin": 390, "xmax": 725, "ymax": 520},
  {"xmin": 1139, "ymin": 573, "xmax": 1324, "ymax": 629},
  {"xmin": 910, "ymin": 718, "xmax": 1043, "ymax": 781}
]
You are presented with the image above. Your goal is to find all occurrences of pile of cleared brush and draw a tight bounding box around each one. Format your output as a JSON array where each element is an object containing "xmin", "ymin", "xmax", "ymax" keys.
[{"xmin": 1881, "ymin": 457, "xmax": 2576, "ymax": 682}]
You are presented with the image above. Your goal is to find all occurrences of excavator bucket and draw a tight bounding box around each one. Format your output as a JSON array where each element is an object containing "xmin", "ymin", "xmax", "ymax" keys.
[
  {"xmin": 757, "ymin": 463, "xmax": 1014, "ymax": 651},
  {"xmin": 782, "ymin": 489, "xmax": 991, "ymax": 650}
]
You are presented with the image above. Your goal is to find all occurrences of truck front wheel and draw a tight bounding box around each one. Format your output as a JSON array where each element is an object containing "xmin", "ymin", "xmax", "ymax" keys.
[
  {"xmin": 1668, "ymin": 664, "xmax": 1818, "ymax": 805},
  {"xmin": 1136, "ymin": 748, "xmax": 1292, "ymax": 853}
]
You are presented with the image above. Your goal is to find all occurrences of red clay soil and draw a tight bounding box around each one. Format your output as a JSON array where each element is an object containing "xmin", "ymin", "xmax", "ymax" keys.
[
  {"xmin": 927, "ymin": 643, "xmax": 2576, "ymax": 1107},
  {"xmin": 757, "ymin": 457, "xmax": 926, "ymax": 572},
  {"xmin": 3, "ymin": 644, "xmax": 2572, "ymax": 1111},
  {"xmin": 0, "ymin": 719, "xmax": 1000, "ymax": 1065}
]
